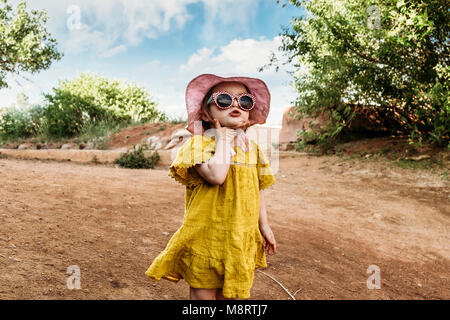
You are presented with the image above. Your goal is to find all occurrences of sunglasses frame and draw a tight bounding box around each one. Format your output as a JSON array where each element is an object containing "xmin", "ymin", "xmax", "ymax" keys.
[{"xmin": 207, "ymin": 91, "xmax": 256, "ymax": 112}]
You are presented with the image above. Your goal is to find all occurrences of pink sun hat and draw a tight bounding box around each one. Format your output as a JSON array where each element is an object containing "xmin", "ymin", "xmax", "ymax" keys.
[{"xmin": 185, "ymin": 74, "xmax": 271, "ymax": 135}]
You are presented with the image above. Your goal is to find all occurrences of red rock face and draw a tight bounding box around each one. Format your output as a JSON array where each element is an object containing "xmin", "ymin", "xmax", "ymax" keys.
[
  {"xmin": 279, "ymin": 106, "xmax": 328, "ymax": 143},
  {"xmin": 279, "ymin": 104, "xmax": 396, "ymax": 146}
]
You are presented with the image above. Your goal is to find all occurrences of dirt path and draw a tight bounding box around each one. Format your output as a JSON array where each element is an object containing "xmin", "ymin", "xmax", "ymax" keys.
[{"xmin": 0, "ymin": 155, "xmax": 448, "ymax": 300}]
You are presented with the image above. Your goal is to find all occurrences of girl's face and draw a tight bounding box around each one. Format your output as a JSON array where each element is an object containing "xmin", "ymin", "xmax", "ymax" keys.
[{"xmin": 202, "ymin": 82, "xmax": 250, "ymax": 129}]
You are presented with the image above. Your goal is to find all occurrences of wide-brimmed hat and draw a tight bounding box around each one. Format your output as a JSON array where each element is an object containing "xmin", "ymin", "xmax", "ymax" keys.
[{"xmin": 185, "ymin": 74, "xmax": 271, "ymax": 135}]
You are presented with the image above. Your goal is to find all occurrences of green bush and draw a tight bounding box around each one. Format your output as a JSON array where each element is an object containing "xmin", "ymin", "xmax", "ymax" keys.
[
  {"xmin": 0, "ymin": 105, "xmax": 44, "ymax": 141},
  {"xmin": 40, "ymin": 73, "xmax": 167, "ymax": 138},
  {"xmin": 114, "ymin": 142, "xmax": 160, "ymax": 169}
]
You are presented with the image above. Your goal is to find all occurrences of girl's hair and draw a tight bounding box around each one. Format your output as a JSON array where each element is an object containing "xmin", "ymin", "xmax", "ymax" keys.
[{"xmin": 200, "ymin": 82, "xmax": 250, "ymax": 132}]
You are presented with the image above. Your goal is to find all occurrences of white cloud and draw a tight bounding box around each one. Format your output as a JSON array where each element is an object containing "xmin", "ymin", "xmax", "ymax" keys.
[
  {"xmin": 11, "ymin": 0, "xmax": 260, "ymax": 56},
  {"xmin": 11, "ymin": 0, "xmax": 198, "ymax": 55},
  {"xmin": 100, "ymin": 45, "xmax": 127, "ymax": 58},
  {"xmin": 200, "ymin": 0, "xmax": 258, "ymax": 42},
  {"xmin": 179, "ymin": 36, "xmax": 293, "ymax": 77},
  {"xmin": 64, "ymin": 24, "xmax": 120, "ymax": 55}
]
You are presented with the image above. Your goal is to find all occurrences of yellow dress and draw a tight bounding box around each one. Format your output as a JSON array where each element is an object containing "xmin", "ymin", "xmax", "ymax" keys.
[{"xmin": 145, "ymin": 134, "xmax": 276, "ymax": 299}]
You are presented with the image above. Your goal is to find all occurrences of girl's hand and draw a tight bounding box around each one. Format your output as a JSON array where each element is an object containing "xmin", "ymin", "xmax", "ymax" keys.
[
  {"xmin": 259, "ymin": 223, "xmax": 277, "ymax": 255},
  {"xmin": 213, "ymin": 119, "xmax": 237, "ymax": 157},
  {"xmin": 213, "ymin": 119, "xmax": 237, "ymax": 143}
]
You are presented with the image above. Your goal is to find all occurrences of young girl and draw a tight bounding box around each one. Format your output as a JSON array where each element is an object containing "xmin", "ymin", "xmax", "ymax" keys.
[{"xmin": 145, "ymin": 74, "xmax": 276, "ymax": 300}]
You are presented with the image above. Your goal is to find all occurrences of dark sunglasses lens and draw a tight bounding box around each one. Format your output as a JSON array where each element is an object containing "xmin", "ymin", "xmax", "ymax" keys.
[
  {"xmin": 239, "ymin": 96, "xmax": 254, "ymax": 110},
  {"xmin": 216, "ymin": 94, "xmax": 232, "ymax": 108}
]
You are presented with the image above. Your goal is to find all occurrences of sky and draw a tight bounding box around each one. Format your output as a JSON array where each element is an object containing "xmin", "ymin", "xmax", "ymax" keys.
[{"xmin": 2, "ymin": 0, "xmax": 306, "ymax": 127}]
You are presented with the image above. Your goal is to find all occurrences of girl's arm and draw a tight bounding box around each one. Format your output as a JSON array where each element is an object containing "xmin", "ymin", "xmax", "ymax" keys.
[
  {"xmin": 194, "ymin": 119, "xmax": 237, "ymax": 185},
  {"xmin": 194, "ymin": 136, "xmax": 234, "ymax": 185},
  {"xmin": 259, "ymin": 190, "xmax": 277, "ymax": 255}
]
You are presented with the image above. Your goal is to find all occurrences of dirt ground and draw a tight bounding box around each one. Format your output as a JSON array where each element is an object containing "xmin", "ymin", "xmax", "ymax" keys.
[{"xmin": 0, "ymin": 143, "xmax": 449, "ymax": 300}]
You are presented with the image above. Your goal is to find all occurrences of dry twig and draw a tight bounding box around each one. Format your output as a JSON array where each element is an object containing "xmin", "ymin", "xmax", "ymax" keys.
[{"xmin": 257, "ymin": 270, "xmax": 301, "ymax": 300}]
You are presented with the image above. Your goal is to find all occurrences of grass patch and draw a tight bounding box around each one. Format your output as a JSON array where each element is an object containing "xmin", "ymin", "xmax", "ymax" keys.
[
  {"xmin": 0, "ymin": 136, "xmax": 19, "ymax": 145},
  {"xmin": 392, "ymin": 158, "xmax": 434, "ymax": 170},
  {"xmin": 441, "ymin": 170, "xmax": 448, "ymax": 180},
  {"xmin": 168, "ymin": 115, "xmax": 187, "ymax": 124},
  {"xmin": 78, "ymin": 119, "xmax": 125, "ymax": 150}
]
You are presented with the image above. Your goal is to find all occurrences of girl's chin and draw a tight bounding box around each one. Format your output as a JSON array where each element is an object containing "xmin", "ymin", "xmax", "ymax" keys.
[{"xmin": 224, "ymin": 118, "xmax": 246, "ymax": 128}]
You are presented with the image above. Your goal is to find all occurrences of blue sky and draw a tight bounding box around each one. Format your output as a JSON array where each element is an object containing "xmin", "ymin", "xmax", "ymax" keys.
[{"xmin": 3, "ymin": 0, "xmax": 305, "ymax": 126}]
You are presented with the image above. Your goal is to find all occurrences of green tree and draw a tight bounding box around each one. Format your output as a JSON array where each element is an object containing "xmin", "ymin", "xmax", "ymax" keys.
[
  {"xmin": 41, "ymin": 73, "xmax": 167, "ymax": 138},
  {"xmin": 0, "ymin": 0, "xmax": 62, "ymax": 88},
  {"xmin": 272, "ymin": 0, "xmax": 449, "ymax": 148}
]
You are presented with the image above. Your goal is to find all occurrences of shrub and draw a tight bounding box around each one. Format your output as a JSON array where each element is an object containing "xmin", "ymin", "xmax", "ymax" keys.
[
  {"xmin": 0, "ymin": 105, "xmax": 44, "ymax": 140},
  {"xmin": 114, "ymin": 142, "xmax": 160, "ymax": 169},
  {"xmin": 41, "ymin": 73, "xmax": 167, "ymax": 138}
]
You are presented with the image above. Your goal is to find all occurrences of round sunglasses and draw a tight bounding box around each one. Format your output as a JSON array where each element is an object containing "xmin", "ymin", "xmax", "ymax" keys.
[{"xmin": 206, "ymin": 91, "xmax": 256, "ymax": 111}]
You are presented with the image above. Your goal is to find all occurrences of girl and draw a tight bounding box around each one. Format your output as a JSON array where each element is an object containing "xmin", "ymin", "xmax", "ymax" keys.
[{"xmin": 145, "ymin": 74, "xmax": 276, "ymax": 300}]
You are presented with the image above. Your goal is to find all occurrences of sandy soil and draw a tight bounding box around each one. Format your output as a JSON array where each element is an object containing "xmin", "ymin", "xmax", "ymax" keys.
[{"xmin": 0, "ymin": 153, "xmax": 449, "ymax": 300}]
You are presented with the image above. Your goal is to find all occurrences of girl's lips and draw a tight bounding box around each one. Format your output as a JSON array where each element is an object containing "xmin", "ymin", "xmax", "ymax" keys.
[{"xmin": 229, "ymin": 110, "xmax": 241, "ymax": 117}]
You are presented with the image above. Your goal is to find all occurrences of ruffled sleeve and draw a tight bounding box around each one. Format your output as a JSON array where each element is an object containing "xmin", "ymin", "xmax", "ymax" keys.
[
  {"xmin": 256, "ymin": 143, "xmax": 276, "ymax": 191},
  {"xmin": 168, "ymin": 134, "xmax": 215, "ymax": 188}
]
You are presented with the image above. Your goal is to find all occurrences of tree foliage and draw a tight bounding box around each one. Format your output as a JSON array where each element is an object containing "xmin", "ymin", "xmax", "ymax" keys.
[
  {"xmin": 275, "ymin": 0, "xmax": 449, "ymax": 148},
  {"xmin": 0, "ymin": 0, "xmax": 62, "ymax": 88}
]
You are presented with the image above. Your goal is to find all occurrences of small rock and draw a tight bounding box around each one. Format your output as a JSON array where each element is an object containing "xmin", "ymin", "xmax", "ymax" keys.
[
  {"xmin": 46, "ymin": 143, "xmax": 60, "ymax": 149},
  {"xmin": 159, "ymin": 137, "xmax": 171, "ymax": 148},
  {"xmin": 406, "ymin": 155, "xmax": 431, "ymax": 161},
  {"xmin": 36, "ymin": 143, "xmax": 48, "ymax": 150},
  {"xmin": 85, "ymin": 142, "xmax": 95, "ymax": 150},
  {"xmin": 60, "ymin": 143, "xmax": 74, "ymax": 150},
  {"xmin": 162, "ymin": 232, "xmax": 169, "ymax": 236},
  {"xmin": 147, "ymin": 136, "xmax": 163, "ymax": 150},
  {"xmin": 9, "ymin": 257, "xmax": 21, "ymax": 262},
  {"xmin": 18, "ymin": 143, "xmax": 33, "ymax": 150},
  {"xmin": 6, "ymin": 143, "xmax": 20, "ymax": 149}
]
